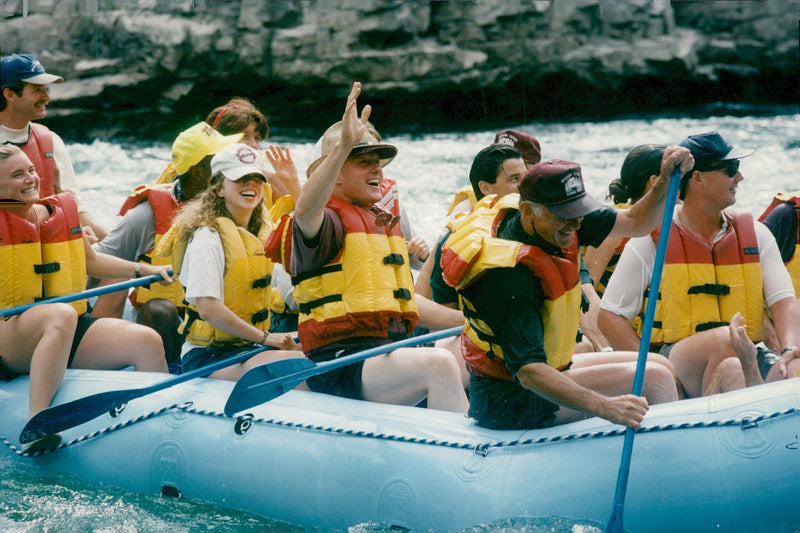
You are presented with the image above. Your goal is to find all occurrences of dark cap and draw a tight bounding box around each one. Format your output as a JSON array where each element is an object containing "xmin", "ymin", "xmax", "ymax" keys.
[
  {"xmin": 0, "ymin": 53, "xmax": 63, "ymax": 86},
  {"xmin": 519, "ymin": 159, "xmax": 600, "ymax": 219},
  {"xmin": 494, "ymin": 129, "xmax": 542, "ymax": 166},
  {"xmin": 679, "ymin": 132, "xmax": 753, "ymax": 170}
]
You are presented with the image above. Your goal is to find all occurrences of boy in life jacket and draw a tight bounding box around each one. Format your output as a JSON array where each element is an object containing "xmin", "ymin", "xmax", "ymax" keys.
[
  {"xmin": 599, "ymin": 132, "xmax": 800, "ymax": 397},
  {"xmin": 266, "ymin": 82, "xmax": 467, "ymax": 413}
]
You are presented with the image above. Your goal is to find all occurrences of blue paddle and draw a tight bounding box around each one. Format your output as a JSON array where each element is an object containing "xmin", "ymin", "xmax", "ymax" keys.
[
  {"xmin": 605, "ymin": 167, "xmax": 682, "ymax": 533},
  {"xmin": 0, "ymin": 271, "xmax": 172, "ymax": 318},
  {"xmin": 19, "ymin": 343, "xmax": 274, "ymax": 444},
  {"xmin": 224, "ymin": 326, "xmax": 464, "ymax": 415}
]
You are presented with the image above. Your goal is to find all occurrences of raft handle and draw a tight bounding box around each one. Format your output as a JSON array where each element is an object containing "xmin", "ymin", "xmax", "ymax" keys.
[{"xmin": 740, "ymin": 417, "xmax": 758, "ymax": 430}]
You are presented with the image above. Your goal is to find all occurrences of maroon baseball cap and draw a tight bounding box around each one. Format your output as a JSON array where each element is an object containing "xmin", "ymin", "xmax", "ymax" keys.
[
  {"xmin": 494, "ymin": 129, "xmax": 542, "ymax": 166},
  {"xmin": 519, "ymin": 159, "xmax": 600, "ymax": 219}
]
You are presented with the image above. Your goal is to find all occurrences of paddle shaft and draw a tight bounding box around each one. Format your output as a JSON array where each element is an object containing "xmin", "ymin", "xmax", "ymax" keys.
[
  {"xmin": 19, "ymin": 343, "xmax": 274, "ymax": 443},
  {"xmin": 605, "ymin": 167, "xmax": 682, "ymax": 533},
  {"xmin": 0, "ymin": 272, "xmax": 172, "ymax": 318},
  {"xmin": 225, "ymin": 326, "xmax": 463, "ymax": 415}
]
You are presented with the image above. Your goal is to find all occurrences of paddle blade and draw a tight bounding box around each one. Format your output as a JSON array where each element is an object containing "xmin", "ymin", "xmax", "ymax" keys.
[
  {"xmin": 224, "ymin": 357, "xmax": 316, "ymax": 416},
  {"xmin": 20, "ymin": 388, "xmax": 137, "ymax": 443},
  {"xmin": 605, "ymin": 507, "xmax": 623, "ymax": 533}
]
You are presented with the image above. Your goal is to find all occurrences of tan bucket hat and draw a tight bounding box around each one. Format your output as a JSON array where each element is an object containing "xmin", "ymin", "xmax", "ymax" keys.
[{"xmin": 306, "ymin": 121, "xmax": 397, "ymax": 178}]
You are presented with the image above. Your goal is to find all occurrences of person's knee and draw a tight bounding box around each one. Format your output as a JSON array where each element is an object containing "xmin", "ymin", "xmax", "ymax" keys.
[
  {"xmin": 47, "ymin": 303, "xmax": 79, "ymax": 333},
  {"xmin": 131, "ymin": 325, "xmax": 168, "ymax": 372},
  {"xmin": 424, "ymin": 348, "xmax": 462, "ymax": 379},
  {"xmin": 643, "ymin": 363, "xmax": 679, "ymax": 403}
]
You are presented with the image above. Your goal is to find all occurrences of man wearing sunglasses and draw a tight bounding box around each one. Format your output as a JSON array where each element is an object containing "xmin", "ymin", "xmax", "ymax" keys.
[{"xmin": 599, "ymin": 132, "xmax": 800, "ymax": 398}]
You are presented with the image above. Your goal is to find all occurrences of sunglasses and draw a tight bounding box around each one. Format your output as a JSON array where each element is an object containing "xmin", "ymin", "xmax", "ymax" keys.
[{"xmin": 699, "ymin": 159, "xmax": 740, "ymax": 177}]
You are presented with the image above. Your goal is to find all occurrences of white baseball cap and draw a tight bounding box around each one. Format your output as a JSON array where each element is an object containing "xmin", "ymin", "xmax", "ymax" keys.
[{"xmin": 210, "ymin": 143, "xmax": 267, "ymax": 182}]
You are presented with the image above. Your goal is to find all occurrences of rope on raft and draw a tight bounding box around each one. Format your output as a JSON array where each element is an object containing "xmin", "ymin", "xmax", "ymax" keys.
[{"xmin": 2, "ymin": 403, "xmax": 796, "ymax": 458}]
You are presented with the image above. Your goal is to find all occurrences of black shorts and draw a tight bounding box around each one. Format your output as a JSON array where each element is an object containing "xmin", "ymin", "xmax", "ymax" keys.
[
  {"xmin": 0, "ymin": 314, "xmax": 98, "ymax": 381},
  {"xmin": 305, "ymin": 337, "xmax": 395, "ymax": 401},
  {"xmin": 181, "ymin": 343, "xmax": 258, "ymax": 374},
  {"xmin": 468, "ymin": 373, "xmax": 559, "ymax": 430}
]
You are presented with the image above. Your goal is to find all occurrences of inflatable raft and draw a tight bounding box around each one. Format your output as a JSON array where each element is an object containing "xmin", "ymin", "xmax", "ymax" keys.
[{"xmin": 1, "ymin": 369, "xmax": 798, "ymax": 532}]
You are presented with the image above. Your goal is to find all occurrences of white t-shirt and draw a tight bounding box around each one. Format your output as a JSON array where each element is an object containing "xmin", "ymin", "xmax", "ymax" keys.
[
  {"xmin": 600, "ymin": 206, "xmax": 795, "ymax": 321},
  {"xmin": 0, "ymin": 123, "xmax": 84, "ymax": 212},
  {"xmin": 179, "ymin": 226, "xmax": 226, "ymax": 355}
]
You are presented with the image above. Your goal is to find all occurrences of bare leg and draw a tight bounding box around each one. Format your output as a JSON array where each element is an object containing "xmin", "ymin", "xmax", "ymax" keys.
[
  {"xmin": 0, "ymin": 304, "xmax": 78, "ymax": 418},
  {"xmin": 435, "ymin": 335, "xmax": 469, "ymax": 388},
  {"xmin": 209, "ymin": 349, "xmax": 309, "ymax": 391},
  {"xmin": 71, "ymin": 318, "xmax": 168, "ymax": 373},
  {"xmin": 555, "ymin": 357, "xmax": 678, "ymax": 424},
  {"xmin": 728, "ymin": 312, "xmax": 762, "ymax": 387},
  {"xmin": 361, "ymin": 347, "xmax": 469, "ymax": 413},
  {"xmin": 667, "ymin": 326, "xmax": 750, "ymax": 398}
]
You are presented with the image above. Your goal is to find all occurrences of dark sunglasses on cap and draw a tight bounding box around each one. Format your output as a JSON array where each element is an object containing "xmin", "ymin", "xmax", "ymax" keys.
[{"xmin": 698, "ymin": 159, "xmax": 740, "ymax": 177}]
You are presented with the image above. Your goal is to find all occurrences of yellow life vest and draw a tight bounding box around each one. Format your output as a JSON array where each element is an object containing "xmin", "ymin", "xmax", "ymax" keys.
[
  {"xmin": 445, "ymin": 185, "xmax": 477, "ymax": 218},
  {"xmin": 161, "ymin": 215, "xmax": 274, "ymax": 347},
  {"xmin": 759, "ymin": 192, "xmax": 800, "ymax": 293},
  {"xmin": 637, "ymin": 210, "xmax": 764, "ymax": 346},
  {"xmin": 266, "ymin": 196, "xmax": 419, "ymax": 353},
  {"xmin": 118, "ymin": 183, "xmax": 186, "ymax": 309},
  {"xmin": 0, "ymin": 193, "xmax": 87, "ymax": 315},
  {"xmin": 441, "ymin": 194, "xmax": 581, "ymax": 381}
]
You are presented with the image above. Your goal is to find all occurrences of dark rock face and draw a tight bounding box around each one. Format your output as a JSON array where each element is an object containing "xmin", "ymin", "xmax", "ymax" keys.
[{"xmin": 2, "ymin": 0, "xmax": 797, "ymax": 142}]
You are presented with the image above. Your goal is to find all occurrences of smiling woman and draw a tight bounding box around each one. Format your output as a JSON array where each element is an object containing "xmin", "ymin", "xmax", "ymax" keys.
[
  {"xmin": 0, "ymin": 144, "xmax": 174, "ymax": 453},
  {"xmin": 155, "ymin": 142, "xmax": 308, "ymax": 382}
]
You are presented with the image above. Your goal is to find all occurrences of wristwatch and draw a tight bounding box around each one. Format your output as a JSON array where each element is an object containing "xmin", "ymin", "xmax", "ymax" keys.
[
  {"xmin": 780, "ymin": 345, "xmax": 797, "ymax": 355},
  {"xmin": 133, "ymin": 263, "xmax": 142, "ymax": 278}
]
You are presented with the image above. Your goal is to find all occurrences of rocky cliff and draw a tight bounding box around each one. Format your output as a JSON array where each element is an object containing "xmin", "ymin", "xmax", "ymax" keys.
[{"xmin": 2, "ymin": 0, "xmax": 797, "ymax": 141}]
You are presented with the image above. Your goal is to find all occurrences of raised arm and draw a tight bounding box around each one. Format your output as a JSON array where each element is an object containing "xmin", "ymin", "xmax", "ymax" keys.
[
  {"xmin": 294, "ymin": 82, "xmax": 371, "ymax": 240},
  {"xmin": 608, "ymin": 145, "xmax": 693, "ymax": 238}
]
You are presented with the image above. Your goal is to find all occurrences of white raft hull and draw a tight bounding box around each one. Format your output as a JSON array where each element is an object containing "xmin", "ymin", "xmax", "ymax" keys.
[{"xmin": 1, "ymin": 369, "xmax": 798, "ymax": 532}]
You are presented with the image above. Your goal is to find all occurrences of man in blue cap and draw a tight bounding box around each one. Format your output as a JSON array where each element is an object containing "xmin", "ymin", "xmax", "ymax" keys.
[
  {"xmin": 0, "ymin": 53, "xmax": 106, "ymax": 239},
  {"xmin": 599, "ymin": 132, "xmax": 800, "ymax": 397}
]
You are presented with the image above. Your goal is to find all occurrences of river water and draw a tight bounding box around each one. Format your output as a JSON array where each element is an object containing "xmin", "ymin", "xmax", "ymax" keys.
[{"xmin": 1, "ymin": 105, "xmax": 798, "ymax": 532}]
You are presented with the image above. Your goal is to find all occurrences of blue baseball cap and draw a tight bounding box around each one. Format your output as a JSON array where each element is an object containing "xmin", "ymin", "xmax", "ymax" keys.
[
  {"xmin": 0, "ymin": 54, "xmax": 63, "ymax": 87},
  {"xmin": 679, "ymin": 132, "xmax": 753, "ymax": 169}
]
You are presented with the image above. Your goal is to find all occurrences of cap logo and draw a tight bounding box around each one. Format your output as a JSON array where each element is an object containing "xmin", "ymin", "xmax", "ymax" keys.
[
  {"xmin": 28, "ymin": 58, "xmax": 42, "ymax": 73},
  {"xmin": 495, "ymin": 133, "xmax": 518, "ymax": 147},
  {"xmin": 235, "ymin": 145, "xmax": 256, "ymax": 164},
  {"xmin": 563, "ymin": 170, "xmax": 583, "ymax": 197}
]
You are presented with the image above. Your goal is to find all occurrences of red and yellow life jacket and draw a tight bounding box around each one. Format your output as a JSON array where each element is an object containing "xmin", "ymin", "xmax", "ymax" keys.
[
  {"xmin": 266, "ymin": 196, "xmax": 419, "ymax": 353},
  {"xmin": 162, "ymin": 215, "xmax": 274, "ymax": 347},
  {"xmin": 20, "ymin": 123, "xmax": 57, "ymax": 198},
  {"xmin": 638, "ymin": 210, "xmax": 764, "ymax": 346},
  {"xmin": 759, "ymin": 192, "xmax": 800, "ymax": 292},
  {"xmin": 379, "ymin": 177, "xmax": 401, "ymax": 217},
  {"xmin": 441, "ymin": 194, "xmax": 581, "ymax": 381},
  {"xmin": 118, "ymin": 183, "xmax": 185, "ymax": 309},
  {"xmin": 0, "ymin": 192, "xmax": 87, "ymax": 314}
]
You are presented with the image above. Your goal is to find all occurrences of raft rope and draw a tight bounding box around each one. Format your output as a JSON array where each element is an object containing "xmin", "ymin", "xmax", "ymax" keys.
[{"xmin": 2, "ymin": 403, "xmax": 796, "ymax": 458}]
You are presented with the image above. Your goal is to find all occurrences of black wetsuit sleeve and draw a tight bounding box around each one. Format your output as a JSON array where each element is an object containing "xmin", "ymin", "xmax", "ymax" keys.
[{"xmin": 762, "ymin": 202, "xmax": 797, "ymax": 263}]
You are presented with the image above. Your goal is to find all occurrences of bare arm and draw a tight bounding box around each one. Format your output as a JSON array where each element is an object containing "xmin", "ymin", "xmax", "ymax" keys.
[
  {"xmin": 608, "ymin": 145, "xmax": 693, "ymax": 238},
  {"xmin": 413, "ymin": 253, "xmax": 435, "ymax": 299},
  {"xmin": 769, "ymin": 296, "xmax": 800, "ymax": 377},
  {"xmin": 516, "ymin": 362, "xmax": 649, "ymax": 428},
  {"xmin": 83, "ymin": 234, "xmax": 174, "ymax": 282},
  {"xmin": 415, "ymin": 293, "xmax": 464, "ymax": 329},
  {"xmin": 194, "ymin": 296, "xmax": 296, "ymax": 349},
  {"xmin": 294, "ymin": 82, "xmax": 370, "ymax": 240},
  {"xmin": 597, "ymin": 308, "xmax": 641, "ymax": 351},
  {"xmin": 583, "ymin": 237, "xmax": 619, "ymax": 286},
  {"xmin": 580, "ymin": 283, "xmax": 611, "ymax": 351}
]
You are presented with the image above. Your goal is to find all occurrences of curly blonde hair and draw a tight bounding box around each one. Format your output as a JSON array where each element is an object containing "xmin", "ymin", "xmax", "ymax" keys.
[{"xmin": 170, "ymin": 172, "xmax": 267, "ymax": 242}]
